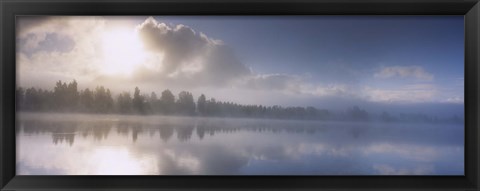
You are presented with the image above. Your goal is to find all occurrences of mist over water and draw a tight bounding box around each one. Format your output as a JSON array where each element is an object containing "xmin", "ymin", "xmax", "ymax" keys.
[{"xmin": 16, "ymin": 112, "xmax": 464, "ymax": 175}]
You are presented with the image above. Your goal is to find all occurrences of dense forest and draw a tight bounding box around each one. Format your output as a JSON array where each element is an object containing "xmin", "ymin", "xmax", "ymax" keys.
[{"xmin": 16, "ymin": 80, "xmax": 463, "ymax": 124}]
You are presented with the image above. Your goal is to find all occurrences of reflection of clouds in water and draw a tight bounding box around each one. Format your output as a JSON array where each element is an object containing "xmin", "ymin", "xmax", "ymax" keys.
[
  {"xmin": 242, "ymin": 143, "xmax": 368, "ymax": 175},
  {"xmin": 193, "ymin": 145, "xmax": 249, "ymax": 175},
  {"xmin": 373, "ymin": 164, "xmax": 434, "ymax": 175},
  {"xmin": 17, "ymin": 113, "xmax": 464, "ymax": 175},
  {"xmin": 157, "ymin": 145, "xmax": 248, "ymax": 175},
  {"xmin": 156, "ymin": 149, "xmax": 199, "ymax": 174},
  {"xmin": 88, "ymin": 147, "xmax": 157, "ymax": 174},
  {"xmin": 17, "ymin": 135, "xmax": 80, "ymax": 175},
  {"xmin": 287, "ymin": 143, "xmax": 354, "ymax": 158},
  {"xmin": 248, "ymin": 144, "xmax": 299, "ymax": 161},
  {"xmin": 296, "ymin": 144, "xmax": 352, "ymax": 157},
  {"xmin": 166, "ymin": 149, "xmax": 200, "ymax": 172},
  {"xmin": 364, "ymin": 143, "xmax": 437, "ymax": 162},
  {"xmin": 245, "ymin": 142, "xmax": 462, "ymax": 175},
  {"xmin": 363, "ymin": 143, "xmax": 446, "ymax": 162},
  {"xmin": 17, "ymin": 134, "xmax": 157, "ymax": 175}
]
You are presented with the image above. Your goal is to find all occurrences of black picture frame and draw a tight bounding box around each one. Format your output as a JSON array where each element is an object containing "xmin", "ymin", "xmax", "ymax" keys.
[{"xmin": 1, "ymin": 0, "xmax": 479, "ymax": 190}]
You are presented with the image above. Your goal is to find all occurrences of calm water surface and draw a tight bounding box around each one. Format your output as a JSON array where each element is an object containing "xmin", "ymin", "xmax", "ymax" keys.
[{"xmin": 16, "ymin": 112, "xmax": 464, "ymax": 175}]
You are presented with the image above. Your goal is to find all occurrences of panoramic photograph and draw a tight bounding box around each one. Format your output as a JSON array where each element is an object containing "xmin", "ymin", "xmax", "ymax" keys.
[{"xmin": 15, "ymin": 16, "xmax": 464, "ymax": 175}]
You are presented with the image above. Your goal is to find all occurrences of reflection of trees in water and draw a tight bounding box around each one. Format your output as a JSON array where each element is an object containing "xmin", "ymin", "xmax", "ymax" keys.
[
  {"xmin": 20, "ymin": 120, "xmax": 113, "ymax": 145},
  {"xmin": 159, "ymin": 124, "xmax": 174, "ymax": 142},
  {"xmin": 117, "ymin": 122, "xmax": 130, "ymax": 137},
  {"xmin": 131, "ymin": 123, "xmax": 142, "ymax": 143},
  {"xmin": 147, "ymin": 125, "xmax": 157, "ymax": 137},
  {"xmin": 19, "ymin": 117, "xmax": 324, "ymax": 145},
  {"xmin": 88, "ymin": 122, "xmax": 112, "ymax": 141},
  {"xmin": 350, "ymin": 127, "xmax": 366, "ymax": 139},
  {"xmin": 52, "ymin": 133, "xmax": 75, "ymax": 145},
  {"xmin": 50, "ymin": 121, "xmax": 77, "ymax": 145},
  {"xmin": 197, "ymin": 128, "xmax": 205, "ymax": 140},
  {"xmin": 19, "ymin": 120, "xmax": 78, "ymax": 146},
  {"xmin": 176, "ymin": 125, "xmax": 194, "ymax": 142}
]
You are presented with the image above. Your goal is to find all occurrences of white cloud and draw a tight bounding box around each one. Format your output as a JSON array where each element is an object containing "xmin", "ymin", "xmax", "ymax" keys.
[
  {"xmin": 442, "ymin": 96, "xmax": 464, "ymax": 104},
  {"xmin": 231, "ymin": 73, "xmax": 362, "ymax": 102},
  {"xmin": 236, "ymin": 74, "xmax": 302, "ymax": 91},
  {"xmin": 299, "ymin": 83, "xmax": 354, "ymax": 98},
  {"xmin": 374, "ymin": 66, "xmax": 434, "ymax": 81},
  {"xmin": 17, "ymin": 16, "xmax": 108, "ymax": 89},
  {"xmin": 134, "ymin": 17, "xmax": 251, "ymax": 87},
  {"xmin": 362, "ymin": 84, "xmax": 437, "ymax": 103}
]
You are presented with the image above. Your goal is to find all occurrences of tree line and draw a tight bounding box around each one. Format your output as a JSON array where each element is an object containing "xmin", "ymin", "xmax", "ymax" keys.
[
  {"xmin": 16, "ymin": 80, "xmax": 332, "ymax": 120},
  {"xmin": 16, "ymin": 80, "xmax": 464, "ymax": 123}
]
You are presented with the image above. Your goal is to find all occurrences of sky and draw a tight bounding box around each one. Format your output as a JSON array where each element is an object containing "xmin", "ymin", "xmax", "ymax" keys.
[{"xmin": 16, "ymin": 16, "xmax": 464, "ymax": 114}]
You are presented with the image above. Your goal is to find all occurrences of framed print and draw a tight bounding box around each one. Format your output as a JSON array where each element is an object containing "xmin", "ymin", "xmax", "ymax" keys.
[{"xmin": 1, "ymin": 0, "xmax": 479, "ymax": 190}]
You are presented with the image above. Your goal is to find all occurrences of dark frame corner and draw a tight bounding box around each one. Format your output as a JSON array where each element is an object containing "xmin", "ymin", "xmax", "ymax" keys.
[{"xmin": 1, "ymin": 0, "xmax": 479, "ymax": 190}]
